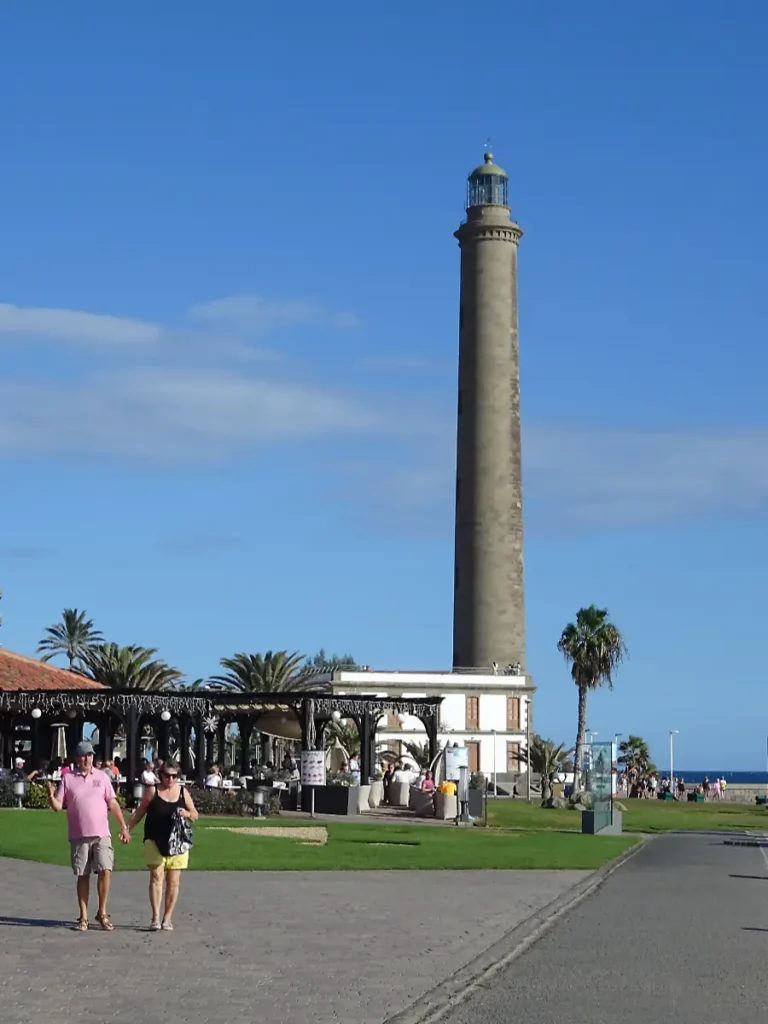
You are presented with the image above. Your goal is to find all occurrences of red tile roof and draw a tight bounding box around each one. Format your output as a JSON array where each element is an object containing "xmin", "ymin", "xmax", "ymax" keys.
[{"xmin": 0, "ymin": 649, "xmax": 106, "ymax": 692}]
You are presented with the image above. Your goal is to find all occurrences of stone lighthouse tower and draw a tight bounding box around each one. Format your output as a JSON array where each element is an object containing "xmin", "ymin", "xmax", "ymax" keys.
[{"xmin": 452, "ymin": 149, "xmax": 526, "ymax": 671}]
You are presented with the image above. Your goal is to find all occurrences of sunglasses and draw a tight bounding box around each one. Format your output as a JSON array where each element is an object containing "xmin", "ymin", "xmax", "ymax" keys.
[{"xmin": 162, "ymin": 773, "xmax": 179, "ymax": 780}]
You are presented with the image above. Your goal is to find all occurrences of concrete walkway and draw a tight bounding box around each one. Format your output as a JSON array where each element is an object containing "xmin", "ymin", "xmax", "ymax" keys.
[
  {"xmin": 0, "ymin": 858, "xmax": 588, "ymax": 1024},
  {"xmin": 440, "ymin": 832, "xmax": 768, "ymax": 1024}
]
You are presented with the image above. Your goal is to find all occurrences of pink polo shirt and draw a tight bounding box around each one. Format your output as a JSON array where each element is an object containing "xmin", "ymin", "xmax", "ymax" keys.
[{"xmin": 56, "ymin": 769, "xmax": 116, "ymax": 841}]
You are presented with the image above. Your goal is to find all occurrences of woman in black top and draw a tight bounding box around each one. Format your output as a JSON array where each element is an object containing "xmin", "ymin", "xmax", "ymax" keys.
[{"xmin": 127, "ymin": 759, "xmax": 198, "ymax": 931}]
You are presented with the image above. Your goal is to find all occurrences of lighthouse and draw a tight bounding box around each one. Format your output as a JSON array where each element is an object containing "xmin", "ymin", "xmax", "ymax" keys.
[{"xmin": 452, "ymin": 149, "xmax": 526, "ymax": 672}]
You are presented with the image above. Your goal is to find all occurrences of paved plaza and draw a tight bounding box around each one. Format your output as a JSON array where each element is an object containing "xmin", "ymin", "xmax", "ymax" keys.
[
  {"xmin": 0, "ymin": 858, "xmax": 588, "ymax": 1024},
  {"xmin": 441, "ymin": 833, "xmax": 768, "ymax": 1024}
]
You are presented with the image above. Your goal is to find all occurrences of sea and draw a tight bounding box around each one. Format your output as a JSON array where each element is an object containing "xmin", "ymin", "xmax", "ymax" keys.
[{"xmin": 677, "ymin": 771, "xmax": 768, "ymax": 784}]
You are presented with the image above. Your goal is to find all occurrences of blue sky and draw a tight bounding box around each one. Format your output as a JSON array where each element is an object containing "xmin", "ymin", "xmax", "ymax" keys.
[{"xmin": 1, "ymin": 2, "xmax": 767, "ymax": 768}]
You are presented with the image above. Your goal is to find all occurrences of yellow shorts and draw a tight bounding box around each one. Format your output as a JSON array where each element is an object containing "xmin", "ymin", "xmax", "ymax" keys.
[{"xmin": 144, "ymin": 840, "xmax": 189, "ymax": 871}]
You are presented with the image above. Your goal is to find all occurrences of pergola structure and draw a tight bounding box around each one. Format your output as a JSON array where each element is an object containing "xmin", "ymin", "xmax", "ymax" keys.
[{"xmin": 0, "ymin": 656, "xmax": 442, "ymax": 786}]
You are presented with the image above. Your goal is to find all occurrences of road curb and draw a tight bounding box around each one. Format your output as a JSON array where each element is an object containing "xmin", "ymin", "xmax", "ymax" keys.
[{"xmin": 384, "ymin": 838, "xmax": 649, "ymax": 1024}]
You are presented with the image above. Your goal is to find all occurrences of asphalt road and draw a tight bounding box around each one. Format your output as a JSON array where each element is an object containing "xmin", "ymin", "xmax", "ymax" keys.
[{"xmin": 440, "ymin": 833, "xmax": 768, "ymax": 1024}]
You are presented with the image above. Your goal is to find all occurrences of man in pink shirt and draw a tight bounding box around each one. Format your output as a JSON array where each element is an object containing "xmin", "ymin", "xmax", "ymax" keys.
[{"xmin": 47, "ymin": 739, "xmax": 131, "ymax": 931}]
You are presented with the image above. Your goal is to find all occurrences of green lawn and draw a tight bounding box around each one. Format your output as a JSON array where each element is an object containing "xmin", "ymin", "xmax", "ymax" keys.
[
  {"xmin": 0, "ymin": 811, "xmax": 637, "ymax": 871},
  {"xmin": 487, "ymin": 797, "xmax": 768, "ymax": 834}
]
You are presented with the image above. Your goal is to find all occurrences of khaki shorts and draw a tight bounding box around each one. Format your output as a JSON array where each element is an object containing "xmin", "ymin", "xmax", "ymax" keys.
[{"xmin": 70, "ymin": 836, "xmax": 114, "ymax": 876}]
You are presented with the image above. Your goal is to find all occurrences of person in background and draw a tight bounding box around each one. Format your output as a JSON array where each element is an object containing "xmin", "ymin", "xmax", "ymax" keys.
[
  {"xmin": 141, "ymin": 760, "xmax": 158, "ymax": 786},
  {"xmin": 382, "ymin": 765, "xmax": 394, "ymax": 804},
  {"xmin": 439, "ymin": 778, "xmax": 457, "ymax": 797},
  {"xmin": 127, "ymin": 759, "xmax": 198, "ymax": 931},
  {"xmin": 205, "ymin": 764, "xmax": 222, "ymax": 788},
  {"xmin": 46, "ymin": 740, "xmax": 131, "ymax": 931},
  {"xmin": 393, "ymin": 763, "xmax": 411, "ymax": 785},
  {"xmin": 420, "ymin": 770, "xmax": 435, "ymax": 793},
  {"xmin": 348, "ymin": 751, "xmax": 361, "ymax": 785}
]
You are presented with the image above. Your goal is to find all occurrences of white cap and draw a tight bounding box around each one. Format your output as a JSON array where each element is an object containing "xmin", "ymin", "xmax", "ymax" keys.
[{"xmin": 14, "ymin": 758, "xmax": 24, "ymax": 766}]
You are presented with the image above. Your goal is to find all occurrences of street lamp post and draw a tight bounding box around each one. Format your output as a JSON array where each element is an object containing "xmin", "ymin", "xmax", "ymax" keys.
[
  {"xmin": 525, "ymin": 699, "xmax": 532, "ymax": 803},
  {"xmin": 670, "ymin": 730, "xmax": 679, "ymax": 794},
  {"xmin": 491, "ymin": 729, "xmax": 497, "ymax": 798}
]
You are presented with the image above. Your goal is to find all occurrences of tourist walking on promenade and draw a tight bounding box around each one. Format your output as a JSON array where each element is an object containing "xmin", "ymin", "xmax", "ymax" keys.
[
  {"xmin": 46, "ymin": 740, "xmax": 131, "ymax": 932},
  {"xmin": 127, "ymin": 759, "xmax": 198, "ymax": 931}
]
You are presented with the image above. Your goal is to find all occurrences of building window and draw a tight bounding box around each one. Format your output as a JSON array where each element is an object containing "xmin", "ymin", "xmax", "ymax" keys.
[
  {"xmin": 465, "ymin": 696, "xmax": 479, "ymax": 730},
  {"xmin": 507, "ymin": 696, "xmax": 520, "ymax": 730},
  {"xmin": 507, "ymin": 741, "xmax": 521, "ymax": 772}
]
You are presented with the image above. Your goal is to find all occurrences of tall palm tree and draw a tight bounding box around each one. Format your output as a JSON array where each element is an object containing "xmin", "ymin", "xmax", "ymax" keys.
[
  {"xmin": 557, "ymin": 605, "xmax": 627, "ymax": 795},
  {"xmin": 80, "ymin": 643, "xmax": 183, "ymax": 691},
  {"xmin": 211, "ymin": 650, "xmax": 327, "ymax": 692},
  {"xmin": 37, "ymin": 608, "xmax": 103, "ymax": 669}
]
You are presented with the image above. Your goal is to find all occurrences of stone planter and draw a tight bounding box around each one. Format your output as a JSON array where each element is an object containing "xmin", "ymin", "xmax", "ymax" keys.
[
  {"xmin": 301, "ymin": 785, "xmax": 367, "ymax": 816},
  {"xmin": 410, "ymin": 787, "xmax": 435, "ymax": 817},
  {"xmin": 434, "ymin": 792, "xmax": 457, "ymax": 820},
  {"xmin": 368, "ymin": 780, "xmax": 384, "ymax": 808},
  {"xmin": 355, "ymin": 785, "xmax": 371, "ymax": 814},
  {"xmin": 468, "ymin": 788, "xmax": 484, "ymax": 819},
  {"xmin": 389, "ymin": 781, "xmax": 410, "ymax": 808}
]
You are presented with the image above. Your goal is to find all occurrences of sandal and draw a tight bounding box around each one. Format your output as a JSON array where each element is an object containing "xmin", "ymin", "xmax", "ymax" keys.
[
  {"xmin": 149, "ymin": 920, "xmax": 161, "ymax": 932},
  {"xmin": 161, "ymin": 919, "xmax": 174, "ymax": 931},
  {"xmin": 95, "ymin": 912, "xmax": 115, "ymax": 931},
  {"xmin": 73, "ymin": 918, "xmax": 88, "ymax": 931}
]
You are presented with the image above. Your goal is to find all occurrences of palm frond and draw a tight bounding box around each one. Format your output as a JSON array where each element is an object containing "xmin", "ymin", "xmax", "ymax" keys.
[
  {"xmin": 79, "ymin": 643, "xmax": 183, "ymax": 691},
  {"xmin": 211, "ymin": 650, "xmax": 325, "ymax": 693},
  {"xmin": 37, "ymin": 608, "xmax": 103, "ymax": 668}
]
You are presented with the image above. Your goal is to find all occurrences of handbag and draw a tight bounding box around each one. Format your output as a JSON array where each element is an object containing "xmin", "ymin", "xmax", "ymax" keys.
[{"xmin": 168, "ymin": 807, "xmax": 194, "ymax": 856}]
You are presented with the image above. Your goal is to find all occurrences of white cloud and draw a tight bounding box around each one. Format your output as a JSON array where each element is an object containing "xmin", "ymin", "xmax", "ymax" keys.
[
  {"xmin": 0, "ymin": 303, "xmax": 162, "ymax": 345},
  {"xmin": 524, "ymin": 427, "xmax": 768, "ymax": 529},
  {"xmin": 350, "ymin": 426, "xmax": 768, "ymax": 534},
  {"xmin": 189, "ymin": 295, "xmax": 363, "ymax": 333},
  {"xmin": 0, "ymin": 369, "xmax": 381, "ymax": 460}
]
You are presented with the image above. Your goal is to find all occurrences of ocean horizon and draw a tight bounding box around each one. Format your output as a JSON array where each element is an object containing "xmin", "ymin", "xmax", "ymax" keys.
[{"xmin": 671, "ymin": 770, "xmax": 768, "ymax": 784}]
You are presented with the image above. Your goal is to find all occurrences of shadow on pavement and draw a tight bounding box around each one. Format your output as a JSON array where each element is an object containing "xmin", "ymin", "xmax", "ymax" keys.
[
  {"xmin": 742, "ymin": 927, "xmax": 768, "ymax": 932},
  {"xmin": 0, "ymin": 916, "xmax": 71, "ymax": 929},
  {"xmin": 730, "ymin": 874, "xmax": 768, "ymax": 881}
]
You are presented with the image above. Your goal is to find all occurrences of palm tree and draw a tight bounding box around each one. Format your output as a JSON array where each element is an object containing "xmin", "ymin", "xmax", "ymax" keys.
[
  {"xmin": 526, "ymin": 736, "xmax": 574, "ymax": 807},
  {"xmin": 37, "ymin": 608, "xmax": 103, "ymax": 669},
  {"xmin": 618, "ymin": 735, "xmax": 656, "ymax": 776},
  {"xmin": 80, "ymin": 643, "xmax": 183, "ymax": 691},
  {"xmin": 324, "ymin": 719, "xmax": 359, "ymax": 756},
  {"xmin": 401, "ymin": 740, "xmax": 431, "ymax": 770},
  {"xmin": 557, "ymin": 605, "xmax": 627, "ymax": 795},
  {"xmin": 376, "ymin": 740, "xmax": 432, "ymax": 770},
  {"xmin": 211, "ymin": 650, "xmax": 327, "ymax": 692}
]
